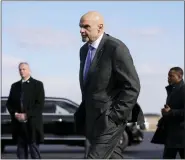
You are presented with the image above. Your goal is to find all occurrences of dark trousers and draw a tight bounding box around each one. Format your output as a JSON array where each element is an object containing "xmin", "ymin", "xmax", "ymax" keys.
[
  {"xmin": 109, "ymin": 141, "xmax": 124, "ymax": 159},
  {"xmin": 163, "ymin": 146, "xmax": 184, "ymax": 159},
  {"xmin": 16, "ymin": 124, "xmax": 41, "ymax": 159},
  {"xmin": 17, "ymin": 136, "xmax": 41, "ymax": 159},
  {"xmin": 85, "ymin": 123, "xmax": 126, "ymax": 159},
  {"xmin": 84, "ymin": 138, "xmax": 123, "ymax": 159}
]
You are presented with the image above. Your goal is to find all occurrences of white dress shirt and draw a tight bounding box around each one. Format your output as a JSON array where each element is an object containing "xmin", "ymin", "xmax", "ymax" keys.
[{"xmin": 83, "ymin": 33, "xmax": 104, "ymax": 78}]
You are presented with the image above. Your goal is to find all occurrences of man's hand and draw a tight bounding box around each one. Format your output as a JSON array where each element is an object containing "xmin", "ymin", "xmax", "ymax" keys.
[
  {"xmin": 161, "ymin": 105, "xmax": 171, "ymax": 115},
  {"xmin": 15, "ymin": 113, "xmax": 27, "ymax": 121},
  {"xmin": 15, "ymin": 112, "xmax": 21, "ymax": 120},
  {"xmin": 19, "ymin": 113, "xmax": 27, "ymax": 120}
]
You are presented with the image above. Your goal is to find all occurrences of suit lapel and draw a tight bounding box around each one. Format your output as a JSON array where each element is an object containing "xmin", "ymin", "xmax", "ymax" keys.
[
  {"xmin": 79, "ymin": 43, "xmax": 89, "ymax": 91},
  {"xmin": 84, "ymin": 33, "xmax": 107, "ymax": 87},
  {"xmin": 165, "ymin": 81, "xmax": 184, "ymax": 104},
  {"xmin": 16, "ymin": 81, "xmax": 22, "ymax": 99}
]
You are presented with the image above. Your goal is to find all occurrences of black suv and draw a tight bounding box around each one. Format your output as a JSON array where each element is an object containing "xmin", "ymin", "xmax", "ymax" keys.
[{"xmin": 1, "ymin": 97, "xmax": 145, "ymax": 153}]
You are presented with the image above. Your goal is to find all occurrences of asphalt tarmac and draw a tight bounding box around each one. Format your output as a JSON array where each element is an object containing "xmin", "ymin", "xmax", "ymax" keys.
[{"xmin": 1, "ymin": 131, "xmax": 181, "ymax": 159}]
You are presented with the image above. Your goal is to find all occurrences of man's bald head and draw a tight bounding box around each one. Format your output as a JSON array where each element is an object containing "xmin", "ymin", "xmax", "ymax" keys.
[
  {"xmin": 18, "ymin": 62, "xmax": 31, "ymax": 80},
  {"xmin": 80, "ymin": 11, "xmax": 104, "ymax": 25},
  {"xmin": 79, "ymin": 11, "xmax": 105, "ymax": 43}
]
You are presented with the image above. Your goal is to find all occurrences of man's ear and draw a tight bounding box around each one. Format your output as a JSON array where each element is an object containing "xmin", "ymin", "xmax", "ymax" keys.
[
  {"xmin": 98, "ymin": 24, "xmax": 103, "ymax": 30},
  {"xmin": 177, "ymin": 73, "xmax": 183, "ymax": 79},
  {"xmin": 179, "ymin": 74, "xmax": 183, "ymax": 79}
]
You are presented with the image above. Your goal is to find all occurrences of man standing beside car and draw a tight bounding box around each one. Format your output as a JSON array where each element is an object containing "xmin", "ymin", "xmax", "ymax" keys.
[
  {"xmin": 6, "ymin": 62, "xmax": 45, "ymax": 159},
  {"xmin": 74, "ymin": 11, "xmax": 140, "ymax": 159}
]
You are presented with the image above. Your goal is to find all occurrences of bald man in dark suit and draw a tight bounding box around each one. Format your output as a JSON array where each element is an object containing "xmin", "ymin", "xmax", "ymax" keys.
[{"xmin": 74, "ymin": 11, "xmax": 141, "ymax": 159}]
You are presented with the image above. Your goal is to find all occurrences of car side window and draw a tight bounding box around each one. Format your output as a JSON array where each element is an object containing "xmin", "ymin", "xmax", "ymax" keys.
[
  {"xmin": 56, "ymin": 102, "xmax": 77, "ymax": 113},
  {"xmin": 43, "ymin": 101, "xmax": 70, "ymax": 115},
  {"xmin": 55, "ymin": 104, "xmax": 70, "ymax": 115},
  {"xmin": 43, "ymin": 101, "xmax": 56, "ymax": 113},
  {"xmin": 1, "ymin": 100, "xmax": 8, "ymax": 113}
]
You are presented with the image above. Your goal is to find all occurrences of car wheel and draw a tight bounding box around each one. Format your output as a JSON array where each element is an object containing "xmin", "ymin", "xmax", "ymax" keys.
[{"xmin": 119, "ymin": 131, "xmax": 129, "ymax": 151}]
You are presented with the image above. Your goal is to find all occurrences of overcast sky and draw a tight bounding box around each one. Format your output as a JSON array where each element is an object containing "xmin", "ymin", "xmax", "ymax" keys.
[{"xmin": 2, "ymin": 1, "xmax": 184, "ymax": 113}]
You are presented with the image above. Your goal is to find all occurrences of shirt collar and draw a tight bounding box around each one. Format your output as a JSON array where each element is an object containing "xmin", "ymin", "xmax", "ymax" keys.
[
  {"xmin": 22, "ymin": 76, "xmax": 31, "ymax": 83},
  {"xmin": 90, "ymin": 33, "xmax": 104, "ymax": 49},
  {"xmin": 166, "ymin": 79, "xmax": 184, "ymax": 90}
]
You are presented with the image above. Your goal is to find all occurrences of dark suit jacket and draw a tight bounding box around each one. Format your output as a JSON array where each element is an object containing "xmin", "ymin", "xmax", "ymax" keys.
[
  {"xmin": 151, "ymin": 80, "xmax": 184, "ymax": 148},
  {"xmin": 75, "ymin": 33, "xmax": 141, "ymax": 140},
  {"xmin": 6, "ymin": 77, "xmax": 45, "ymax": 143}
]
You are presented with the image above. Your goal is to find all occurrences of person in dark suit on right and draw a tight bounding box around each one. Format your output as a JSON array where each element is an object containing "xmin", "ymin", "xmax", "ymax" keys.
[
  {"xmin": 74, "ymin": 11, "xmax": 140, "ymax": 159},
  {"xmin": 152, "ymin": 67, "xmax": 184, "ymax": 159}
]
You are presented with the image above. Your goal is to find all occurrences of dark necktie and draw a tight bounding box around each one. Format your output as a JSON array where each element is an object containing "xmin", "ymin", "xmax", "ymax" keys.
[{"xmin": 83, "ymin": 45, "xmax": 94, "ymax": 81}]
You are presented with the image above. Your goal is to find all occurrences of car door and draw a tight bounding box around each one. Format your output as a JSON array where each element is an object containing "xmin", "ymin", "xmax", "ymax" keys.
[
  {"xmin": 43, "ymin": 100, "xmax": 74, "ymax": 137},
  {"xmin": 1, "ymin": 99, "xmax": 12, "ymax": 136},
  {"xmin": 43, "ymin": 101, "xmax": 60, "ymax": 136},
  {"xmin": 54, "ymin": 101, "xmax": 77, "ymax": 135}
]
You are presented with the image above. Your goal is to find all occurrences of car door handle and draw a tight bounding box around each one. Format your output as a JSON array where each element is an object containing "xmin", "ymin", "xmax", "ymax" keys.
[
  {"xmin": 51, "ymin": 118, "xmax": 62, "ymax": 122},
  {"xmin": 58, "ymin": 118, "xmax": 62, "ymax": 122}
]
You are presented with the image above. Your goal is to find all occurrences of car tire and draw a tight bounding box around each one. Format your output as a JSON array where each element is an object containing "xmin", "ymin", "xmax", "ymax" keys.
[{"xmin": 119, "ymin": 131, "xmax": 129, "ymax": 151}]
